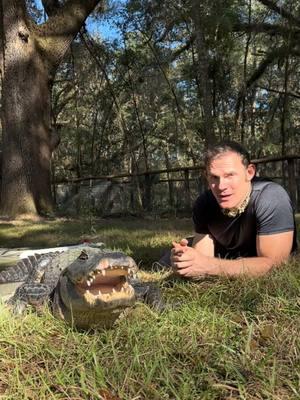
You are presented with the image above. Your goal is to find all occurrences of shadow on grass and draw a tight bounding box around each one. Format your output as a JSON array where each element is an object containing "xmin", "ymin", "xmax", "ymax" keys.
[{"xmin": 0, "ymin": 217, "xmax": 193, "ymax": 268}]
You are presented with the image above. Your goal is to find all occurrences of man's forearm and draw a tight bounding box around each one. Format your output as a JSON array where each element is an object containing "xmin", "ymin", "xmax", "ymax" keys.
[{"xmin": 199, "ymin": 255, "xmax": 275, "ymax": 277}]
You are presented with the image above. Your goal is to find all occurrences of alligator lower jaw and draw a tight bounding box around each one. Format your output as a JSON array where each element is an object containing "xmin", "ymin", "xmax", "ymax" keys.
[
  {"xmin": 76, "ymin": 281, "xmax": 135, "ymax": 305},
  {"xmin": 74, "ymin": 267, "xmax": 134, "ymax": 305}
]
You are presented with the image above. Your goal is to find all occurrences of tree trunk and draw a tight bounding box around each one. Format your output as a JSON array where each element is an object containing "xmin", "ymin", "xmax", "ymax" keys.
[
  {"xmin": 280, "ymin": 56, "xmax": 290, "ymax": 188},
  {"xmin": 1, "ymin": 2, "xmax": 53, "ymax": 217},
  {"xmin": 0, "ymin": 0, "xmax": 102, "ymax": 218},
  {"xmin": 190, "ymin": 0, "xmax": 217, "ymax": 146},
  {"xmin": 164, "ymin": 149, "xmax": 174, "ymax": 208}
]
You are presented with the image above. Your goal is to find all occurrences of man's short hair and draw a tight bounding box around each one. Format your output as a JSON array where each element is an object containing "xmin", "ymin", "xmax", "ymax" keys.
[{"xmin": 204, "ymin": 140, "xmax": 251, "ymax": 168}]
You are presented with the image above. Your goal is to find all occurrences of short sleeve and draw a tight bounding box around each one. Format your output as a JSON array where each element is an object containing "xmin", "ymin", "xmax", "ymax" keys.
[
  {"xmin": 255, "ymin": 183, "xmax": 295, "ymax": 235},
  {"xmin": 192, "ymin": 192, "xmax": 210, "ymax": 234}
]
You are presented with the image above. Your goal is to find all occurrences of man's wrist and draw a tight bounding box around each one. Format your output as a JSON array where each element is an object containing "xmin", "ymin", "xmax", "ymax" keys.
[{"xmin": 195, "ymin": 255, "xmax": 220, "ymax": 276}]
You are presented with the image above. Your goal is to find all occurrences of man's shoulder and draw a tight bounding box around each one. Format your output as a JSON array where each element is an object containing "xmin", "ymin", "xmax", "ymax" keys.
[
  {"xmin": 250, "ymin": 178, "xmax": 296, "ymax": 248},
  {"xmin": 251, "ymin": 178, "xmax": 287, "ymax": 196},
  {"xmin": 251, "ymin": 178, "xmax": 293, "ymax": 213}
]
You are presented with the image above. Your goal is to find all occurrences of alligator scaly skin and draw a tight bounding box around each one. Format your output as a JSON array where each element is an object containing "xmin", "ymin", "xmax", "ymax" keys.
[
  {"xmin": 1, "ymin": 246, "xmax": 166, "ymax": 329},
  {"xmin": 5, "ymin": 249, "xmax": 95, "ymax": 313}
]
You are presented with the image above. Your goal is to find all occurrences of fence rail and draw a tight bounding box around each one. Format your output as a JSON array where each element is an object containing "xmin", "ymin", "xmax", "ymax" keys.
[{"xmin": 54, "ymin": 155, "xmax": 300, "ymax": 214}]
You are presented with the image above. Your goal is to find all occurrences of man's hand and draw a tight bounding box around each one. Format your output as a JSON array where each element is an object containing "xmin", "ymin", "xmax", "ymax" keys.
[
  {"xmin": 171, "ymin": 238, "xmax": 189, "ymax": 255},
  {"xmin": 171, "ymin": 239, "xmax": 209, "ymax": 278},
  {"xmin": 171, "ymin": 231, "xmax": 294, "ymax": 279}
]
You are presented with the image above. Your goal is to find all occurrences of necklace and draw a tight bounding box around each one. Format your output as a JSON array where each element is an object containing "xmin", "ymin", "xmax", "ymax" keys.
[{"xmin": 221, "ymin": 190, "xmax": 251, "ymax": 218}]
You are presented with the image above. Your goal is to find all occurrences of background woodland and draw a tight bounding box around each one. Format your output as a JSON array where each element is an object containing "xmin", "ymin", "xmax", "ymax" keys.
[{"xmin": 1, "ymin": 0, "xmax": 300, "ymax": 217}]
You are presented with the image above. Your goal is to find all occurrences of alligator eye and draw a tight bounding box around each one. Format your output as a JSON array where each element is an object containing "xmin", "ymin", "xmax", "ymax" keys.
[{"xmin": 78, "ymin": 250, "xmax": 88, "ymax": 260}]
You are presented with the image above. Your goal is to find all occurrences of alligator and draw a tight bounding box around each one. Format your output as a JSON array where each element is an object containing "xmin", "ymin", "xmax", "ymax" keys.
[{"xmin": 0, "ymin": 246, "xmax": 165, "ymax": 329}]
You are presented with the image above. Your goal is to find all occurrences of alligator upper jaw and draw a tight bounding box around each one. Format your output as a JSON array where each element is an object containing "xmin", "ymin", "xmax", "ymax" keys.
[
  {"xmin": 69, "ymin": 264, "xmax": 135, "ymax": 305},
  {"xmin": 76, "ymin": 267, "xmax": 130, "ymax": 295}
]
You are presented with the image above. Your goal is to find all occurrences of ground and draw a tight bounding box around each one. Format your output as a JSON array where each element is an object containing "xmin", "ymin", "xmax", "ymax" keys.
[{"xmin": 0, "ymin": 216, "xmax": 298, "ymax": 399}]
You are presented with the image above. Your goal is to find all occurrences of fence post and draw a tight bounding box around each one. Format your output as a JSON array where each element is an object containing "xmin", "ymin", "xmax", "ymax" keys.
[
  {"xmin": 287, "ymin": 158, "xmax": 297, "ymax": 210},
  {"xmin": 144, "ymin": 173, "xmax": 153, "ymax": 212},
  {"xmin": 167, "ymin": 172, "xmax": 174, "ymax": 208},
  {"xmin": 184, "ymin": 169, "xmax": 191, "ymax": 210}
]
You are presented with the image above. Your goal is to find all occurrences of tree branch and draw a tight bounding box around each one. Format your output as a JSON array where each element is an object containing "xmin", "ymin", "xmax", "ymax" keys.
[
  {"xmin": 232, "ymin": 22, "xmax": 300, "ymax": 37},
  {"xmin": 35, "ymin": 0, "xmax": 104, "ymax": 67},
  {"xmin": 257, "ymin": 85, "xmax": 300, "ymax": 100},
  {"xmin": 153, "ymin": 21, "xmax": 175, "ymax": 44},
  {"xmin": 247, "ymin": 46, "xmax": 291, "ymax": 88},
  {"xmin": 41, "ymin": 0, "xmax": 61, "ymax": 17},
  {"xmin": 235, "ymin": 43, "xmax": 296, "ymax": 125},
  {"xmin": 43, "ymin": 0, "xmax": 103, "ymax": 34},
  {"xmin": 170, "ymin": 33, "xmax": 196, "ymax": 61},
  {"xmin": 257, "ymin": 0, "xmax": 300, "ymax": 26}
]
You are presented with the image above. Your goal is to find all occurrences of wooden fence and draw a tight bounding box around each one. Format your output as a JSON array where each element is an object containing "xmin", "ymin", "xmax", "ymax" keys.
[{"xmin": 54, "ymin": 155, "xmax": 300, "ymax": 214}]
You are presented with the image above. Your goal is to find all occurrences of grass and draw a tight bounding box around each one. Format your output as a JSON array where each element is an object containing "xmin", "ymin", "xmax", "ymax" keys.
[
  {"xmin": 0, "ymin": 217, "xmax": 193, "ymax": 268},
  {"xmin": 0, "ymin": 216, "xmax": 298, "ymax": 399}
]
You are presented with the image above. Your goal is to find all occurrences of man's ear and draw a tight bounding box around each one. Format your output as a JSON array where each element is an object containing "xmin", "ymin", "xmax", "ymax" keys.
[{"xmin": 246, "ymin": 163, "xmax": 256, "ymax": 181}]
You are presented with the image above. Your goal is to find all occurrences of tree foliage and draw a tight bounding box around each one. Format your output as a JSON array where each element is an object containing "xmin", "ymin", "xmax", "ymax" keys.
[{"xmin": 1, "ymin": 0, "xmax": 300, "ymax": 217}]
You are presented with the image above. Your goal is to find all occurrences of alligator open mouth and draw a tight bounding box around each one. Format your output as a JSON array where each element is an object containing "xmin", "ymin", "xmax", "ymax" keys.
[{"xmin": 74, "ymin": 265, "xmax": 134, "ymax": 302}]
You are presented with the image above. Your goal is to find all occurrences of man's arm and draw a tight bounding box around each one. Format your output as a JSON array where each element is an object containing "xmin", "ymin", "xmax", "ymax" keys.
[
  {"xmin": 172, "ymin": 231, "xmax": 294, "ymax": 278},
  {"xmin": 192, "ymin": 233, "xmax": 215, "ymax": 257}
]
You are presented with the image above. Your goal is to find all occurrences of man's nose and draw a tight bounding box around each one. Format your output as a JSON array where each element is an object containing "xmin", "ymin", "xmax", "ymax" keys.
[{"xmin": 218, "ymin": 178, "xmax": 227, "ymax": 190}]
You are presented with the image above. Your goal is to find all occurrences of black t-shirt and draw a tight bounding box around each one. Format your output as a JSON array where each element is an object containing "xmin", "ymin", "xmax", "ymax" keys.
[{"xmin": 192, "ymin": 179, "xmax": 297, "ymax": 259}]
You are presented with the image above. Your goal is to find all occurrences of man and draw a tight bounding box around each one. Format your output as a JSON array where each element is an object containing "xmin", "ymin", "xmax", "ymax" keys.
[{"xmin": 171, "ymin": 141, "xmax": 297, "ymax": 278}]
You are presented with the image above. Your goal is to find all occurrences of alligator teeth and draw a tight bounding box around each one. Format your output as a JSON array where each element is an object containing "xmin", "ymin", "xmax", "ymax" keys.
[
  {"xmin": 98, "ymin": 289, "xmax": 102, "ymax": 295},
  {"xmin": 112, "ymin": 288, "xmax": 116, "ymax": 293},
  {"xmin": 87, "ymin": 280, "xmax": 91, "ymax": 287}
]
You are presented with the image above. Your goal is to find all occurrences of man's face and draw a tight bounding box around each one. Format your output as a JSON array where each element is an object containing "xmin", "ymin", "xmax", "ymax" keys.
[{"xmin": 206, "ymin": 151, "xmax": 255, "ymax": 209}]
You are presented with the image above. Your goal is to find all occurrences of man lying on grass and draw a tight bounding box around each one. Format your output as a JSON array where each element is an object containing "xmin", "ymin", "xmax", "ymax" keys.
[{"xmin": 171, "ymin": 141, "xmax": 297, "ymax": 278}]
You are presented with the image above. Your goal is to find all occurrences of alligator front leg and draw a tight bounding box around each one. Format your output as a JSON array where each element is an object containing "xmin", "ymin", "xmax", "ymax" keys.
[
  {"xmin": 7, "ymin": 283, "xmax": 53, "ymax": 314},
  {"xmin": 132, "ymin": 281, "xmax": 167, "ymax": 312}
]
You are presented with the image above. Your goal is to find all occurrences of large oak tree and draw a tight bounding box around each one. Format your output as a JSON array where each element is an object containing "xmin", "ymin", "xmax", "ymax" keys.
[{"xmin": 0, "ymin": 0, "xmax": 102, "ymax": 218}]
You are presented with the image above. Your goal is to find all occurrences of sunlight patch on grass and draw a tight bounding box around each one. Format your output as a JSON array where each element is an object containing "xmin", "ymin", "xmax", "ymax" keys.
[{"xmin": 0, "ymin": 218, "xmax": 193, "ymax": 268}]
